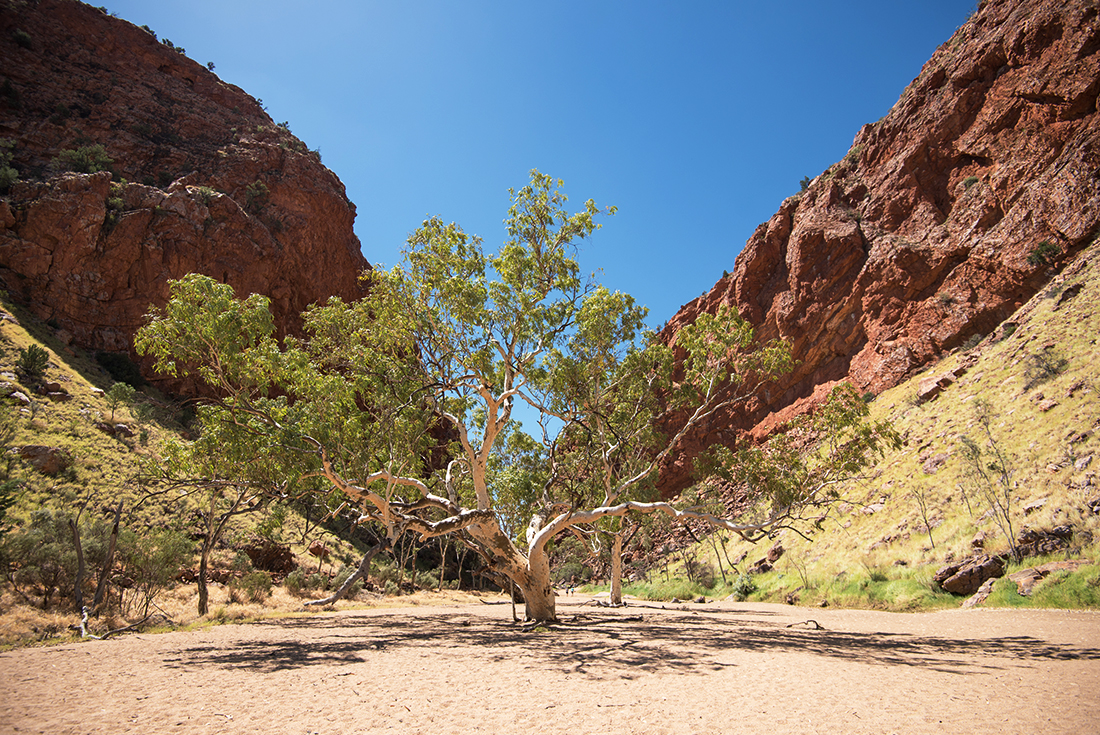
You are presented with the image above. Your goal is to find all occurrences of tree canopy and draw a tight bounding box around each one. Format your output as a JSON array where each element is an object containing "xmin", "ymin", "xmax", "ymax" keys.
[{"xmin": 136, "ymin": 170, "xmax": 896, "ymax": 621}]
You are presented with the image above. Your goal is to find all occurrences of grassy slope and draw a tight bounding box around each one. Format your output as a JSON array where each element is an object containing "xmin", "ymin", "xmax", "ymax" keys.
[
  {"xmin": 0, "ymin": 293, "xmax": 364, "ymax": 580},
  {"xmin": 676, "ymin": 243, "xmax": 1100, "ymax": 610}
]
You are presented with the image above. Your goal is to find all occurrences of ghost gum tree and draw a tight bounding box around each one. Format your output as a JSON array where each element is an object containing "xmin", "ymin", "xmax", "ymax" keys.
[{"xmin": 137, "ymin": 171, "xmax": 894, "ymax": 622}]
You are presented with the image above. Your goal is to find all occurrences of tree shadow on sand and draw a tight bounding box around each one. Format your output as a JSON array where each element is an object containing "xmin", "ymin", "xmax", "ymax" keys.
[{"xmin": 162, "ymin": 607, "xmax": 1100, "ymax": 677}]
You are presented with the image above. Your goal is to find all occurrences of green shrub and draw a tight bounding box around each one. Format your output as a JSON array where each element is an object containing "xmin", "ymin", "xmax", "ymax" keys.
[
  {"xmin": 0, "ymin": 137, "xmax": 17, "ymax": 191},
  {"xmin": 12, "ymin": 29, "xmax": 32, "ymax": 50},
  {"xmin": 960, "ymin": 332, "xmax": 984, "ymax": 351},
  {"xmin": 57, "ymin": 144, "xmax": 113, "ymax": 174},
  {"xmin": 16, "ymin": 344, "xmax": 49, "ymax": 379},
  {"xmin": 285, "ymin": 568, "xmax": 308, "ymax": 596},
  {"xmin": 1023, "ymin": 347, "xmax": 1068, "ymax": 391},
  {"xmin": 1027, "ymin": 240, "xmax": 1060, "ymax": 268},
  {"xmin": 962, "ymin": 175, "xmax": 979, "ymax": 188},
  {"xmin": 729, "ymin": 573, "xmax": 757, "ymax": 601},
  {"xmin": 230, "ymin": 571, "xmax": 271, "ymax": 603},
  {"xmin": 384, "ymin": 579, "xmax": 400, "ymax": 596},
  {"xmin": 105, "ymin": 382, "xmax": 136, "ymax": 422},
  {"xmin": 244, "ymin": 180, "xmax": 269, "ymax": 213},
  {"xmin": 119, "ymin": 528, "xmax": 191, "ymax": 617},
  {"xmin": 332, "ymin": 564, "xmax": 366, "ymax": 597}
]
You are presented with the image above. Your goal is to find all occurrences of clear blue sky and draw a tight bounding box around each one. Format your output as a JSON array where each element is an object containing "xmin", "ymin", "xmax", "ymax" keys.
[{"xmin": 104, "ymin": 1, "xmax": 974, "ymax": 328}]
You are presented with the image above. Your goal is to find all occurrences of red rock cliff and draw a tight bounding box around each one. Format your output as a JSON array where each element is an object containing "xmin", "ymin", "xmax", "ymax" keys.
[
  {"xmin": 0, "ymin": 0, "xmax": 368, "ymax": 386},
  {"xmin": 659, "ymin": 0, "xmax": 1100, "ymax": 494}
]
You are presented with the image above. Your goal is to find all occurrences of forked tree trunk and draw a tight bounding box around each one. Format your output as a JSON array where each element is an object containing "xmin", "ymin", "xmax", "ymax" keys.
[
  {"xmin": 520, "ymin": 547, "xmax": 556, "ymax": 622},
  {"xmin": 466, "ymin": 517, "xmax": 557, "ymax": 621}
]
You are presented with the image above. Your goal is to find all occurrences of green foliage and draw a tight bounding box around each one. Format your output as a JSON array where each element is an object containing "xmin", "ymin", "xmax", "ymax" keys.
[
  {"xmin": 244, "ymin": 180, "xmax": 269, "ymax": 213},
  {"xmin": 57, "ymin": 144, "xmax": 113, "ymax": 174},
  {"xmin": 1029, "ymin": 565, "xmax": 1100, "ymax": 608},
  {"xmin": 0, "ymin": 138, "xmax": 18, "ymax": 191},
  {"xmin": 699, "ymin": 383, "xmax": 901, "ymax": 530},
  {"xmin": 119, "ymin": 528, "xmax": 191, "ymax": 617},
  {"xmin": 161, "ymin": 38, "xmax": 185, "ymax": 54},
  {"xmin": 962, "ymin": 176, "xmax": 979, "ymax": 189},
  {"xmin": 1023, "ymin": 346, "xmax": 1068, "ymax": 391},
  {"xmin": 11, "ymin": 29, "xmax": 32, "ymax": 50},
  {"xmin": 958, "ymin": 399, "xmax": 1020, "ymax": 562},
  {"xmin": 1027, "ymin": 240, "xmax": 1060, "ymax": 268},
  {"xmin": 16, "ymin": 344, "xmax": 49, "ymax": 379},
  {"xmin": 105, "ymin": 382, "xmax": 136, "ymax": 423},
  {"xmin": 284, "ymin": 568, "xmax": 309, "ymax": 596},
  {"xmin": 195, "ymin": 186, "xmax": 217, "ymax": 205},
  {"xmin": 728, "ymin": 573, "xmax": 756, "ymax": 601},
  {"xmin": 229, "ymin": 571, "xmax": 272, "ymax": 603},
  {"xmin": 799, "ymin": 176, "xmax": 811, "ymax": 192},
  {"xmin": 133, "ymin": 170, "xmax": 895, "ymax": 618},
  {"xmin": 1, "ymin": 508, "xmax": 77, "ymax": 608}
]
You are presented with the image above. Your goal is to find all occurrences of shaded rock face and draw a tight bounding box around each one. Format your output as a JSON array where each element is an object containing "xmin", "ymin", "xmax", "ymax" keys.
[
  {"xmin": 659, "ymin": 0, "xmax": 1100, "ymax": 494},
  {"xmin": 0, "ymin": 0, "xmax": 368, "ymax": 389}
]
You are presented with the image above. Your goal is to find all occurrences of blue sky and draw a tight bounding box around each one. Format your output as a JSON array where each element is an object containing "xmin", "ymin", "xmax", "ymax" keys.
[{"xmin": 105, "ymin": 1, "xmax": 974, "ymax": 328}]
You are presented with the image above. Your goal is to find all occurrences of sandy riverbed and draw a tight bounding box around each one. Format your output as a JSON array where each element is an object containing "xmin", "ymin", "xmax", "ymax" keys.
[{"xmin": 2, "ymin": 594, "xmax": 1098, "ymax": 734}]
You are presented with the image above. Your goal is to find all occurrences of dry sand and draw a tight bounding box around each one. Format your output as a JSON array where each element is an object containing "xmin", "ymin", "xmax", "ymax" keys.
[{"xmin": 1, "ymin": 594, "xmax": 1098, "ymax": 734}]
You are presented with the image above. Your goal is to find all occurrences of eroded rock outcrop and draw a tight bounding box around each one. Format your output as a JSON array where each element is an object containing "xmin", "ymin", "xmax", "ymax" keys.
[
  {"xmin": 0, "ymin": 0, "xmax": 368, "ymax": 388},
  {"xmin": 659, "ymin": 0, "xmax": 1100, "ymax": 493}
]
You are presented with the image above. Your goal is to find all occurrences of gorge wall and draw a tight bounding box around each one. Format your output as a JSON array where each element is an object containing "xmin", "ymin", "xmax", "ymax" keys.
[
  {"xmin": 0, "ymin": 0, "xmax": 368, "ymax": 388},
  {"xmin": 658, "ymin": 0, "xmax": 1100, "ymax": 493}
]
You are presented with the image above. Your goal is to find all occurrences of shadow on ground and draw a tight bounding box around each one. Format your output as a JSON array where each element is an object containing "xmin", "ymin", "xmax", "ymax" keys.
[{"xmin": 161, "ymin": 606, "xmax": 1100, "ymax": 677}]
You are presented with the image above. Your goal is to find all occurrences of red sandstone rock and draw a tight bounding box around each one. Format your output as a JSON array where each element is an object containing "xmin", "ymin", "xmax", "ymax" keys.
[
  {"xmin": 0, "ymin": 0, "xmax": 368, "ymax": 392},
  {"xmin": 658, "ymin": 0, "xmax": 1100, "ymax": 494}
]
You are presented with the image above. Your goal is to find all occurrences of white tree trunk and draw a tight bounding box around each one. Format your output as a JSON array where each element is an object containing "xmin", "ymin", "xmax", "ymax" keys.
[{"xmin": 610, "ymin": 531, "xmax": 623, "ymax": 606}]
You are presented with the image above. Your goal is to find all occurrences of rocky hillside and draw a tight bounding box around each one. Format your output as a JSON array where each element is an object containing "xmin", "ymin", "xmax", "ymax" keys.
[
  {"xmin": 0, "ymin": 0, "xmax": 368, "ymax": 390},
  {"xmin": 659, "ymin": 0, "xmax": 1100, "ymax": 494}
]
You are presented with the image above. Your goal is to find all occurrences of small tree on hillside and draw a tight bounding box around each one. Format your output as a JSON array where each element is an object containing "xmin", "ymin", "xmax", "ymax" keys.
[{"xmin": 136, "ymin": 171, "xmax": 897, "ymax": 621}]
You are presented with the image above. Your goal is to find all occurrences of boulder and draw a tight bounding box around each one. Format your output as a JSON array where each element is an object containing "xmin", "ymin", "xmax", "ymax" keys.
[
  {"xmin": 18, "ymin": 445, "xmax": 73, "ymax": 476},
  {"xmin": 962, "ymin": 577, "xmax": 998, "ymax": 608},
  {"xmin": 766, "ymin": 542, "xmax": 785, "ymax": 563},
  {"xmin": 934, "ymin": 554, "xmax": 1005, "ymax": 596}
]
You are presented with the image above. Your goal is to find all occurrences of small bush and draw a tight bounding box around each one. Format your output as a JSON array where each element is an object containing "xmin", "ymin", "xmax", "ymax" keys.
[
  {"xmin": 12, "ymin": 29, "xmax": 32, "ymax": 50},
  {"xmin": 960, "ymin": 332, "xmax": 984, "ymax": 351},
  {"xmin": 105, "ymin": 382, "xmax": 136, "ymax": 422},
  {"xmin": 799, "ymin": 176, "xmax": 811, "ymax": 192},
  {"xmin": 384, "ymin": 579, "xmax": 400, "ymax": 596},
  {"xmin": 1023, "ymin": 347, "xmax": 1068, "ymax": 391},
  {"xmin": 284, "ymin": 568, "xmax": 308, "ymax": 597},
  {"xmin": 962, "ymin": 175, "xmax": 979, "ymax": 189},
  {"xmin": 729, "ymin": 574, "xmax": 757, "ymax": 601},
  {"xmin": 230, "ymin": 571, "xmax": 271, "ymax": 603},
  {"xmin": 1027, "ymin": 240, "xmax": 1060, "ymax": 268},
  {"xmin": 16, "ymin": 344, "xmax": 49, "ymax": 379},
  {"xmin": 0, "ymin": 137, "xmax": 17, "ymax": 191},
  {"xmin": 57, "ymin": 144, "xmax": 113, "ymax": 174},
  {"xmin": 244, "ymin": 180, "xmax": 269, "ymax": 213},
  {"xmin": 936, "ymin": 291, "xmax": 955, "ymax": 306}
]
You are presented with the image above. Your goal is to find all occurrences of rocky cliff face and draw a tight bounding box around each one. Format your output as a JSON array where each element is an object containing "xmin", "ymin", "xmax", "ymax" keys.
[
  {"xmin": 659, "ymin": 0, "xmax": 1100, "ymax": 494},
  {"xmin": 0, "ymin": 0, "xmax": 368, "ymax": 387}
]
